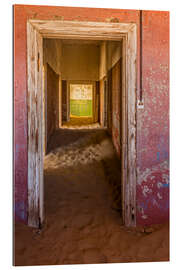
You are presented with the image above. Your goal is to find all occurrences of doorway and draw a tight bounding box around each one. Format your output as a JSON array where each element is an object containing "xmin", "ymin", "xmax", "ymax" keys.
[
  {"xmin": 70, "ymin": 84, "xmax": 93, "ymax": 117},
  {"xmin": 27, "ymin": 20, "xmax": 137, "ymax": 228}
]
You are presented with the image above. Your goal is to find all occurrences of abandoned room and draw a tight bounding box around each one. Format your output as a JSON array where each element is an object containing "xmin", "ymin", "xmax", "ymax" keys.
[{"xmin": 14, "ymin": 5, "xmax": 169, "ymax": 266}]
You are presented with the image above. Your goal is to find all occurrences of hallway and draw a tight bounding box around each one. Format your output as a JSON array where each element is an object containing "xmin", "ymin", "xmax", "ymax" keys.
[{"xmin": 15, "ymin": 129, "xmax": 169, "ymax": 265}]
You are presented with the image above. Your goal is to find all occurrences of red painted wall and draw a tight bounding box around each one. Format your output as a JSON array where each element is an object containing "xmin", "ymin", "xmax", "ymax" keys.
[
  {"xmin": 14, "ymin": 5, "xmax": 169, "ymax": 226},
  {"xmin": 136, "ymin": 11, "xmax": 169, "ymax": 225}
]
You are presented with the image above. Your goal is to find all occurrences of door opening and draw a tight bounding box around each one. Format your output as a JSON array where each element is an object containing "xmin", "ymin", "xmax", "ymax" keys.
[
  {"xmin": 27, "ymin": 20, "xmax": 137, "ymax": 228},
  {"xmin": 70, "ymin": 84, "xmax": 93, "ymax": 117}
]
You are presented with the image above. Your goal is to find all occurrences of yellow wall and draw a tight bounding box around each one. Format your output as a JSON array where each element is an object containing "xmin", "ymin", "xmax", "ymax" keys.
[
  {"xmin": 43, "ymin": 39, "xmax": 62, "ymax": 75},
  {"xmin": 62, "ymin": 44, "xmax": 100, "ymax": 81}
]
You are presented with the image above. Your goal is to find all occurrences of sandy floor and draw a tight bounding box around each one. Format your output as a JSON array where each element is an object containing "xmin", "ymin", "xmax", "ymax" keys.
[
  {"xmin": 14, "ymin": 129, "xmax": 169, "ymax": 266},
  {"xmin": 62, "ymin": 116, "xmax": 100, "ymax": 129}
]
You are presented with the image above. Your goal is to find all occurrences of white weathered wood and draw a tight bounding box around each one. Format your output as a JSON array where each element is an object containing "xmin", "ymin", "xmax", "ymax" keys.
[
  {"xmin": 36, "ymin": 30, "xmax": 44, "ymax": 226},
  {"xmin": 125, "ymin": 24, "xmax": 137, "ymax": 226},
  {"xmin": 30, "ymin": 20, "xmax": 132, "ymax": 40},
  {"xmin": 27, "ymin": 19, "xmax": 137, "ymax": 228},
  {"xmin": 121, "ymin": 36, "xmax": 127, "ymax": 224},
  {"xmin": 27, "ymin": 22, "xmax": 44, "ymax": 227}
]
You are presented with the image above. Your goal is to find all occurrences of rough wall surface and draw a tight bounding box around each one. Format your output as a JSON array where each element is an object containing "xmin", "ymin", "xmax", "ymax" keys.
[
  {"xmin": 46, "ymin": 64, "xmax": 59, "ymax": 145},
  {"xmin": 136, "ymin": 11, "xmax": 169, "ymax": 225},
  {"xmin": 14, "ymin": 5, "xmax": 169, "ymax": 226}
]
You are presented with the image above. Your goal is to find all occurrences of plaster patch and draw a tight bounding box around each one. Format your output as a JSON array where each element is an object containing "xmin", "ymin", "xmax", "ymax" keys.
[{"xmin": 142, "ymin": 185, "xmax": 152, "ymax": 197}]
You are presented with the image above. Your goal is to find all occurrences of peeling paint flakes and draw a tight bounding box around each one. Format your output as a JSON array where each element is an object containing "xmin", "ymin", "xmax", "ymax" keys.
[
  {"xmin": 152, "ymin": 97, "xmax": 157, "ymax": 104},
  {"xmin": 137, "ymin": 160, "xmax": 169, "ymax": 185},
  {"xmin": 157, "ymin": 182, "xmax": 163, "ymax": 189},
  {"xmin": 157, "ymin": 192, "xmax": 163, "ymax": 199},
  {"xmin": 137, "ymin": 167, "xmax": 151, "ymax": 185},
  {"xmin": 152, "ymin": 198, "xmax": 158, "ymax": 206},
  {"xmin": 142, "ymin": 185, "xmax": 152, "ymax": 197},
  {"xmin": 162, "ymin": 173, "xmax": 169, "ymax": 184}
]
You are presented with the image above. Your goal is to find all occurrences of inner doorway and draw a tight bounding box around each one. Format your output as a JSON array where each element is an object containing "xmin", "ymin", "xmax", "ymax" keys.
[
  {"xmin": 63, "ymin": 83, "xmax": 94, "ymax": 127},
  {"xmin": 70, "ymin": 84, "xmax": 93, "ymax": 117},
  {"xmin": 27, "ymin": 20, "xmax": 137, "ymax": 228}
]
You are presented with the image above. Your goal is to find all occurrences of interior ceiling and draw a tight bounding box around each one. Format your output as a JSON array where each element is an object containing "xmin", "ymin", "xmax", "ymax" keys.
[{"xmin": 61, "ymin": 39, "xmax": 102, "ymax": 45}]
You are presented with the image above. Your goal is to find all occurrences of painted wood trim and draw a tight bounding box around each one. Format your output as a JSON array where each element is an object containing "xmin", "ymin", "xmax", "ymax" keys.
[
  {"xmin": 125, "ymin": 25, "xmax": 137, "ymax": 227},
  {"xmin": 29, "ymin": 20, "xmax": 132, "ymax": 40},
  {"xmin": 27, "ymin": 22, "xmax": 44, "ymax": 227},
  {"xmin": 37, "ymin": 31, "xmax": 44, "ymax": 225},
  {"xmin": 121, "ymin": 36, "xmax": 127, "ymax": 224}
]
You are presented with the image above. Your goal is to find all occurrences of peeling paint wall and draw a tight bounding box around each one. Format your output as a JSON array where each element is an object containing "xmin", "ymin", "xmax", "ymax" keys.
[
  {"xmin": 136, "ymin": 11, "xmax": 169, "ymax": 225},
  {"xmin": 14, "ymin": 5, "xmax": 169, "ymax": 226}
]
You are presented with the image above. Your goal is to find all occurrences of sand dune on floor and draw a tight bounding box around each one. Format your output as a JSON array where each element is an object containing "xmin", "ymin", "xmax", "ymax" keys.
[{"xmin": 15, "ymin": 129, "xmax": 169, "ymax": 266}]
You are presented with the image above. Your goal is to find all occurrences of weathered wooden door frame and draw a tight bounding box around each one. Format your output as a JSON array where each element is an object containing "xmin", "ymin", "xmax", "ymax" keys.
[{"xmin": 27, "ymin": 20, "xmax": 137, "ymax": 227}]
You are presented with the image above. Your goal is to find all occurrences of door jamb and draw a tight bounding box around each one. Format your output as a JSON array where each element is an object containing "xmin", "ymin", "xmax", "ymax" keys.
[{"xmin": 27, "ymin": 20, "xmax": 137, "ymax": 227}]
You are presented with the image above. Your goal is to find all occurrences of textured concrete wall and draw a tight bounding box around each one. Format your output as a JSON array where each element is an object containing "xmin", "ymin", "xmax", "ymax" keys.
[{"xmin": 14, "ymin": 5, "xmax": 169, "ymax": 226}]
